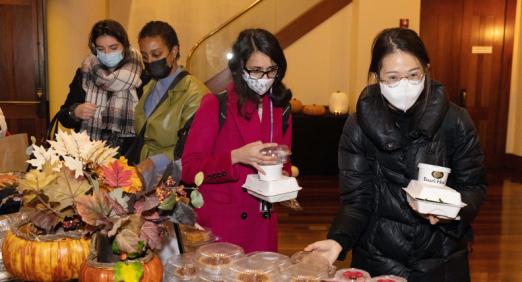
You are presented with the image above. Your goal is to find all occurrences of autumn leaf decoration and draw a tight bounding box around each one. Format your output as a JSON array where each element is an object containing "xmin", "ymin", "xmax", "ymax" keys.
[
  {"xmin": 99, "ymin": 157, "xmax": 142, "ymax": 194},
  {"xmin": 190, "ymin": 172, "xmax": 205, "ymax": 209},
  {"xmin": 114, "ymin": 261, "xmax": 144, "ymax": 282},
  {"xmin": 15, "ymin": 130, "xmax": 121, "ymax": 234},
  {"xmin": 0, "ymin": 173, "xmax": 18, "ymax": 188},
  {"xmin": 72, "ymin": 160, "xmax": 202, "ymax": 263}
]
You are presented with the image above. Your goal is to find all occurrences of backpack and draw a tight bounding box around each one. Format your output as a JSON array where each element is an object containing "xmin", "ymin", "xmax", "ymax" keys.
[{"xmin": 174, "ymin": 91, "xmax": 291, "ymax": 159}]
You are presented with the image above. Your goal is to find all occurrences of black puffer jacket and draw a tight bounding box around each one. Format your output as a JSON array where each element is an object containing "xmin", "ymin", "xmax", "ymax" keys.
[{"xmin": 327, "ymin": 81, "xmax": 486, "ymax": 282}]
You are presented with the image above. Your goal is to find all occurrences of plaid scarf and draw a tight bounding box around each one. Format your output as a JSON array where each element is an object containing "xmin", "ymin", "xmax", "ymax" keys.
[{"xmin": 80, "ymin": 48, "xmax": 142, "ymax": 145}]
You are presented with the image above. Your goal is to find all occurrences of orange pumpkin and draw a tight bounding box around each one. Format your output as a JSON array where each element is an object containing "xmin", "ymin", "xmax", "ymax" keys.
[
  {"xmin": 290, "ymin": 98, "xmax": 303, "ymax": 114},
  {"xmin": 302, "ymin": 104, "xmax": 327, "ymax": 116},
  {"xmin": 79, "ymin": 251, "xmax": 163, "ymax": 282},
  {"xmin": 2, "ymin": 229, "xmax": 90, "ymax": 281}
]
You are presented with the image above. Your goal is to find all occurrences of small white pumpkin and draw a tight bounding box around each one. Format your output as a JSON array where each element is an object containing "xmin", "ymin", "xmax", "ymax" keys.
[{"xmin": 328, "ymin": 91, "xmax": 349, "ymax": 115}]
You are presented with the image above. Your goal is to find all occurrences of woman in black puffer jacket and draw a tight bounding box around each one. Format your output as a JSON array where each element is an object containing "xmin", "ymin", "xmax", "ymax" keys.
[{"xmin": 306, "ymin": 28, "xmax": 486, "ymax": 282}]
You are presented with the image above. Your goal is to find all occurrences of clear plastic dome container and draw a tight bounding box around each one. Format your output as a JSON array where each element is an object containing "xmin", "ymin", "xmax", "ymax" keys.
[
  {"xmin": 164, "ymin": 253, "xmax": 198, "ymax": 281},
  {"xmin": 181, "ymin": 225, "xmax": 217, "ymax": 252},
  {"xmin": 247, "ymin": 252, "xmax": 291, "ymax": 272},
  {"xmin": 335, "ymin": 268, "xmax": 371, "ymax": 282},
  {"xmin": 281, "ymin": 263, "xmax": 328, "ymax": 282},
  {"xmin": 225, "ymin": 253, "xmax": 290, "ymax": 281},
  {"xmin": 370, "ymin": 275, "xmax": 407, "ymax": 282},
  {"xmin": 195, "ymin": 242, "xmax": 244, "ymax": 278},
  {"xmin": 289, "ymin": 251, "xmax": 336, "ymax": 276},
  {"xmin": 259, "ymin": 145, "xmax": 291, "ymax": 164}
]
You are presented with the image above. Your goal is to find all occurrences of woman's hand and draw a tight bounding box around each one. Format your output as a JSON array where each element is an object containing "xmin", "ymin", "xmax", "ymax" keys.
[
  {"xmin": 304, "ymin": 239, "xmax": 342, "ymax": 265},
  {"xmin": 74, "ymin": 103, "xmax": 96, "ymax": 120},
  {"xmin": 408, "ymin": 201, "xmax": 452, "ymax": 225},
  {"xmin": 231, "ymin": 141, "xmax": 279, "ymax": 173}
]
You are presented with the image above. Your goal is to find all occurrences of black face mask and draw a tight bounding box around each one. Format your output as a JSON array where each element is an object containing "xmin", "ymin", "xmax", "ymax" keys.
[{"xmin": 144, "ymin": 57, "xmax": 172, "ymax": 80}]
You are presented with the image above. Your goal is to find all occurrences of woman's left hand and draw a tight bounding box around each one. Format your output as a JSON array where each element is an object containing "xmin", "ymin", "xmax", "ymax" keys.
[
  {"xmin": 231, "ymin": 141, "xmax": 279, "ymax": 173},
  {"xmin": 408, "ymin": 201, "xmax": 452, "ymax": 225},
  {"xmin": 304, "ymin": 240, "xmax": 342, "ymax": 265}
]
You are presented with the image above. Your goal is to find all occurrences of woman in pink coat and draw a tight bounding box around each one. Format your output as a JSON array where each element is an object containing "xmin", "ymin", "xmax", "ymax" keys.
[{"xmin": 181, "ymin": 29, "xmax": 292, "ymax": 253}]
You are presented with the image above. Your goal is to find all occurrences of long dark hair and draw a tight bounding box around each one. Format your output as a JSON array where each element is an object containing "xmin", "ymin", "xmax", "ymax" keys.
[
  {"xmin": 368, "ymin": 28, "xmax": 431, "ymax": 109},
  {"xmin": 228, "ymin": 29, "xmax": 291, "ymax": 118},
  {"xmin": 88, "ymin": 19, "xmax": 130, "ymax": 58},
  {"xmin": 138, "ymin": 21, "xmax": 180, "ymax": 59}
]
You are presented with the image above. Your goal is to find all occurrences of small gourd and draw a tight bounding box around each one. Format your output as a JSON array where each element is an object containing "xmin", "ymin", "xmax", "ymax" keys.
[
  {"xmin": 290, "ymin": 98, "xmax": 304, "ymax": 114},
  {"xmin": 302, "ymin": 104, "xmax": 326, "ymax": 116}
]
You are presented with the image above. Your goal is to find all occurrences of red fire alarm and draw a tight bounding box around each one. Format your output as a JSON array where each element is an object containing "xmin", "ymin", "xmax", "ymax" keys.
[{"xmin": 400, "ymin": 18, "xmax": 409, "ymax": 28}]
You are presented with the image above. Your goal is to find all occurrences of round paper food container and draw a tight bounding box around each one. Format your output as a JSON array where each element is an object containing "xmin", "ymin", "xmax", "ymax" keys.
[
  {"xmin": 259, "ymin": 164, "xmax": 283, "ymax": 181},
  {"xmin": 417, "ymin": 163, "xmax": 451, "ymax": 186}
]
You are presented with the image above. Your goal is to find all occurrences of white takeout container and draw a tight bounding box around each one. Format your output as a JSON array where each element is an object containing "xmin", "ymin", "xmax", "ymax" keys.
[
  {"xmin": 417, "ymin": 163, "xmax": 451, "ymax": 186},
  {"xmin": 242, "ymin": 174, "xmax": 301, "ymax": 203},
  {"xmin": 404, "ymin": 180, "xmax": 462, "ymax": 205},
  {"xmin": 403, "ymin": 180, "xmax": 466, "ymax": 219}
]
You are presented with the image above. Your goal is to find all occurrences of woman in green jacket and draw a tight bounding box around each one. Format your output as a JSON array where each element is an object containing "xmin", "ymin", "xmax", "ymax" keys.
[{"xmin": 134, "ymin": 21, "xmax": 208, "ymax": 167}]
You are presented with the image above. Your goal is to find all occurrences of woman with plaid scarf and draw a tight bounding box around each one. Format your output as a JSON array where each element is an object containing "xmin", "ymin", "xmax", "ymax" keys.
[{"xmin": 58, "ymin": 19, "xmax": 143, "ymax": 154}]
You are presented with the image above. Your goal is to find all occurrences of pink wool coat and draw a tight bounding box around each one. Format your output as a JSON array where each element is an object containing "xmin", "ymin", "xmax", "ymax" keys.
[{"xmin": 181, "ymin": 83, "xmax": 292, "ymax": 253}]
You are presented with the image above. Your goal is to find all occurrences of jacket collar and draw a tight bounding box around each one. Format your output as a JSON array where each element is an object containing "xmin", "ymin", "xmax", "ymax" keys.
[
  {"xmin": 356, "ymin": 80, "xmax": 449, "ymax": 151},
  {"xmin": 227, "ymin": 83, "xmax": 262, "ymax": 144}
]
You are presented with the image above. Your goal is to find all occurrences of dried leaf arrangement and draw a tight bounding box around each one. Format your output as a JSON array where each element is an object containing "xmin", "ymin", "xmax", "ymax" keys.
[
  {"xmin": 76, "ymin": 161, "xmax": 204, "ymax": 279},
  {"xmin": 17, "ymin": 129, "xmax": 119, "ymax": 235}
]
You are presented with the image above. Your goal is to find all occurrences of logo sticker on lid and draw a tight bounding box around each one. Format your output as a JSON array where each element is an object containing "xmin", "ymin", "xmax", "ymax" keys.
[{"xmin": 432, "ymin": 171, "xmax": 444, "ymax": 179}]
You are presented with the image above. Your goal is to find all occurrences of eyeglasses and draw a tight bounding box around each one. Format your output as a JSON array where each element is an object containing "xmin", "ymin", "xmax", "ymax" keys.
[
  {"xmin": 379, "ymin": 72, "xmax": 425, "ymax": 87},
  {"xmin": 244, "ymin": 66, "xmax": 279, "ymax": 80}
]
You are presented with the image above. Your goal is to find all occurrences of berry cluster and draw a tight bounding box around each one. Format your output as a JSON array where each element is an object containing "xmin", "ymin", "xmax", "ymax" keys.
[
  {"xmin": 155, "ymin": 184, "xmax": 174, "ymax": 203},
  {"xmin": 62, "ymin": 215, "xmax": 83, "ymax": 231}
]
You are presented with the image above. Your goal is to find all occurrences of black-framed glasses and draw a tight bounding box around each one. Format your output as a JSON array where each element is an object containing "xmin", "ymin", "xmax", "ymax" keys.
[{"xmin": 244, "ymin": 66, "xmax": 279, "ymax": 80}]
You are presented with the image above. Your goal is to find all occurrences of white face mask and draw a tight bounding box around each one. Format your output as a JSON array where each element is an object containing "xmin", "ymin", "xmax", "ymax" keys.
[
  {"xmin": 242, "ymin": 71, "xmax": 275, "ymax": 95},
  {"xmin": 379, "ymin": 77, "xmax": 425, "ymax": 112}
]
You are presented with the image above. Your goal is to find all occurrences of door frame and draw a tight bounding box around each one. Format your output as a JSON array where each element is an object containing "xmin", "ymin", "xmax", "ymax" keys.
[{"xmin": 498, "ymin": 0, "xmax": 518, "ymax": 169}]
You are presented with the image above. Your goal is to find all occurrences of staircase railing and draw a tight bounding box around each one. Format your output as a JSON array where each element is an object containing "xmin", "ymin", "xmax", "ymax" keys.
[{"xmin": 186, "ymin": 0, "xmax": 352, "ymax": 93}]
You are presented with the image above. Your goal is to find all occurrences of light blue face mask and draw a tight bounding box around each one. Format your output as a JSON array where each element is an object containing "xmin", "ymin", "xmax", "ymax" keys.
[{"xmin": 96, "ymin": 50, "xmax": 124, "ymax": 68}]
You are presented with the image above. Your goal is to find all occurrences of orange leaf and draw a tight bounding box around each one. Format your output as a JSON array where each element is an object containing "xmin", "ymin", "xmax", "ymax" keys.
[{"xmin": 100, "ymin": 157, "xmax": 133, "ymax": 189}]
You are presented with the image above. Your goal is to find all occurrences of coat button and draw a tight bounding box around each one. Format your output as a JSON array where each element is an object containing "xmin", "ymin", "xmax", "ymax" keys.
[{"xmin": 241, "ymin": 212, "xmax": 248, "ymax": 220}]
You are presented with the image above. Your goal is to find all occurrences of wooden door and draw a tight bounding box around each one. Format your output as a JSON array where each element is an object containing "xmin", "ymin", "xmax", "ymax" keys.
[
  {"xmin": 0, "ymin": 0, "xmax": 48, "ymax": 141},
  {"xmin": 420, "ymin": 0, "xmax": 516, "ymax": 168}
]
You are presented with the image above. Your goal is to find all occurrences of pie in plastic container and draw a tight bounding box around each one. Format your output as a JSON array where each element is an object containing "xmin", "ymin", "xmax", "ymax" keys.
[{"xmin": 370, "ymin": 274, "xmax": 407, "ymax": 282}]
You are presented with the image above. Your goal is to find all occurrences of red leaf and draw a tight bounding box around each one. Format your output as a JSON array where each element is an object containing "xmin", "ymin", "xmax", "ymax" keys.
[
  {"xmin": 75, "ymin": 190, "xmax": 112, "ymax": 226},
  {"xmin": 106, "ymin": 194, "xmax": 128, "ymax": 216},
  {"xmin": 140, "ymin": 221, "xmax": 162, "ymax": 250},
  {"xmin": 102, "ymin": 159, "xmax": 133, "ymax": 188},
  {"xmin": 115, "ymin": 228, "xmax": 142, "ymax": 254},
  {"xmin": 133, "ymin": 195, "xmax": 159, "ymax": 216},
  {"xmin": 142, "ymin": 210, "xmax": 160, "ymax": 221},
  {"xmin": 28, "ymin": 209, "xmax": 61, "ymax": 233}
]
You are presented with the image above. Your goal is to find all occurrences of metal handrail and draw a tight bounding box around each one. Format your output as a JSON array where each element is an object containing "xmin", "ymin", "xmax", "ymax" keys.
[{"xmin": 185, "ymin": 0, "xmax": 265, "ymax": 71}]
